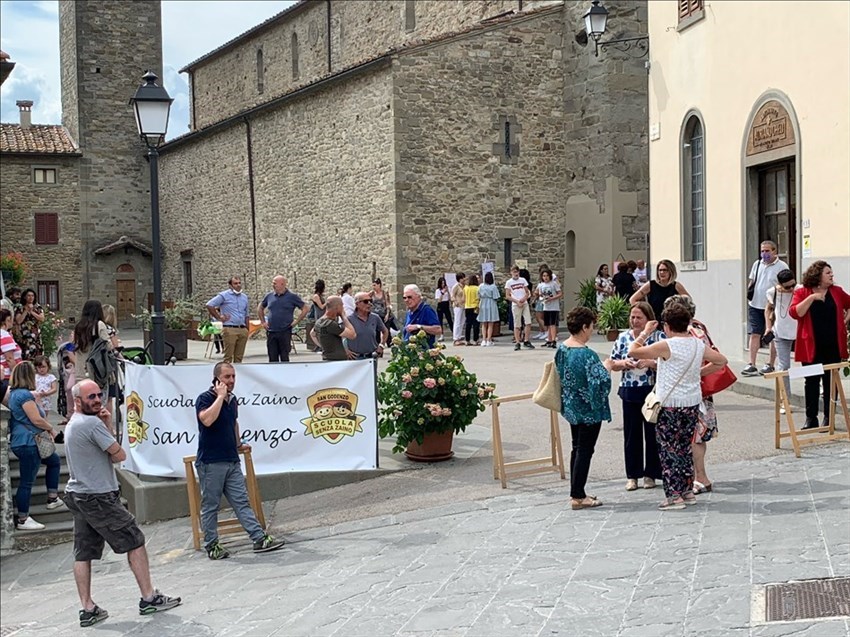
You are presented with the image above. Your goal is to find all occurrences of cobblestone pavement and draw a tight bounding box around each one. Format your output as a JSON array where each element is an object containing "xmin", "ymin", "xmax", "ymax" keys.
[{"xmin": 1, "ymin": 443, "xmax": 848, "ymax": 636}]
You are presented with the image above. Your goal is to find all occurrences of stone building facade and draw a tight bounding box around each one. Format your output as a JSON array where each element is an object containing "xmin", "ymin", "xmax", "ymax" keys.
[
  {"xmin": 0, "ymin": 1, "xmax": 164, "ymax": 323},
  {"xmin": 160, "ymin": 0, "xmax": 649, "ymax": 308}
]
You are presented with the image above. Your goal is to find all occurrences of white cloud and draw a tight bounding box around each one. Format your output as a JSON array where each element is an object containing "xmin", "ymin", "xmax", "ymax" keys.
[{"xmin": 0, "ymin": 0, "xmax": 294, "ymax": 137}]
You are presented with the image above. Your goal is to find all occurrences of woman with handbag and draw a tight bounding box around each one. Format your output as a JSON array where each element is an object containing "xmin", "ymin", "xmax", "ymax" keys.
[
  {"xmin": 628, "ymin": 303, "xmax": 727, "ymax": 510},
  {"xmin": 605, "ymin": 302, "xmax": 663, "ymax": 492},
  {"xmin": 8, "ymin": 361, "xmax": 63, "ymax": 531},
  {"xmin": 555, "ymin": 307, "xmax": 611, "ymax": 510},
  {"xmin": 73, "ymin": 300, "xmax": 112, "ymax": 388},
  {"xmin": 663, "ymin": 295, "xmax": 732, "ymax": 495}
]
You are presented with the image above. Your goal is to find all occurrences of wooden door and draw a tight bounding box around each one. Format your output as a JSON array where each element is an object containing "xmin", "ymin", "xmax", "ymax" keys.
[
  {"xmin": 116, "ymin": 279, "xmax": 136, "ymax": 322},
  {"xmin": 759, "ymin": 160, "xmax": 797, "ymax": 271}
]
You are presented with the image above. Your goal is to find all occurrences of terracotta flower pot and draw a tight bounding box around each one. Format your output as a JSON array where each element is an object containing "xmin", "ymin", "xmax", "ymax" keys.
[
  {"xmin": 606, "ymin": 329, "xmax": 620, "ymax": 341},
  {"xmin": 405, "ymin": 429, "xmax": 455, "ymax": 462}
]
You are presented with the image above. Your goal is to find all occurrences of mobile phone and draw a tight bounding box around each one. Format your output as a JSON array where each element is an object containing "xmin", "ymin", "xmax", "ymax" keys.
[
  {"xmin": 760, "ymin": 331, "xmax": 775, "ymax": 347},
  {"xmin": 213, "ymin": 378, "xmax": 221, "ymax": 386}
]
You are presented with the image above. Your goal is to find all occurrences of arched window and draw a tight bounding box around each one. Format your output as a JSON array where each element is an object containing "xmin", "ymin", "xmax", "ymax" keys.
[
  {"xmin": 291, "ymin": 33, "xmax": 300, "ymax": 80},
  {"xmin": 682, "ymin": 114, "xmax": 705, "ymax": 262},
  {"xmin": 565, "ymin": 230, "xmax": 576, "ymax": 269},
  {"xmin": 256, "ymin": 48, "xmax": 264, "ymax": 94}
]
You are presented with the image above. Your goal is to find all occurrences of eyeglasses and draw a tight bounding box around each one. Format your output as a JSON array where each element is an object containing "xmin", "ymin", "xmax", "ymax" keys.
[
  {"xmin": 359, "ymin": 300, "xmax": 373, "ymax": 304},
  {"xmin": 403, "ymin": 296, "xmax": 415, "ymax": 300},
  {"xmin": 85, "ymin": 392, "xmax": 103, "ymax": 400},
  {"xmin": 782, "ymin": 283, "xmax": 796, "ymax": 290},
  {"xmin": 657, "ymin": 268, "xmax": 669, "ymax": 272}
]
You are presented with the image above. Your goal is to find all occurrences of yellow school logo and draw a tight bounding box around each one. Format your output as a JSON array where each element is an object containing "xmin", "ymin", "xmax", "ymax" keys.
[
  {"xmin": 125, "ymin": 391, "xmax": 150, "ymax": 448},
  {"xmin": 300, "ymin": 387, "xmax": 365, "ymax": 444}
]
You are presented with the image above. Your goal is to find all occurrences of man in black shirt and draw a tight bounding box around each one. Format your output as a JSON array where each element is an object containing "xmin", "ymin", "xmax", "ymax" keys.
[{"xmin": 612, "ymin": 262, "xmax": 638, "ymax": 299}]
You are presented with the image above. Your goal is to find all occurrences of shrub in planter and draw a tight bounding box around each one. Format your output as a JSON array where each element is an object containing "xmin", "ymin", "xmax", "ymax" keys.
[
  {"xmin": 574, "ymin": 278, "xmax": 597, "ymax": 311},
  {"xmin": 377, "ymin": 331, "xmax": 496, "ymax": 454},
  {"xmin": 596, "ymin": 295, "xmax": 631, "ymax": 339}
]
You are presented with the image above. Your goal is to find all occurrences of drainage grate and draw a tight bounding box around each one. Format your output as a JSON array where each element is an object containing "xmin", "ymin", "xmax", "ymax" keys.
[{"xmin": 765, "ymin": 576, "xmax": 850, "ymax": 622}]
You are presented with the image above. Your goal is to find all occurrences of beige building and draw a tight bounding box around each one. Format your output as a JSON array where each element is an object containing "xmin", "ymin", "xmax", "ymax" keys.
[{"xmin": 647, "ymin": 0, "xmax": 850, "ymax": 354}]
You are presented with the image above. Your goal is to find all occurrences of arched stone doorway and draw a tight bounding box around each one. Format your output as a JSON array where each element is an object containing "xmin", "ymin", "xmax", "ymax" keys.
[
  {"xmin": 115, "ymin": 263, "xmax": 136, "ymax": 324},
  {"xmin": 742, "ymin": 91, "xmax": 801, "ymax": 276}
]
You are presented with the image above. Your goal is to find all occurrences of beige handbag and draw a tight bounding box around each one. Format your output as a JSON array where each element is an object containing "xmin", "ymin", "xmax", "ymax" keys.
[{"xmin": 532, "ymin": 360, "xmax": 562, "ymax": 412}]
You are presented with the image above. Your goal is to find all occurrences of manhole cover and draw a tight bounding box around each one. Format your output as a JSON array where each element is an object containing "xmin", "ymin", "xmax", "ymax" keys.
[{"xmin": 765, "ymin": 576, "xmax": 850, "ymax": 622}]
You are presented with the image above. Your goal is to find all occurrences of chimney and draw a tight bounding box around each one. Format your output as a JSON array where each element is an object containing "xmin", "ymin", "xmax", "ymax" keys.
[{"xmin": 16, "ymin": 100, "xmax": 33, "ymax": 127}]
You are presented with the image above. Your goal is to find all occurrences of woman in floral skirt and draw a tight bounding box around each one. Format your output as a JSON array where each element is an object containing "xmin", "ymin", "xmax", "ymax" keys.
[{"xmin": 628, "ymin": 303, "xmax": 727, "ymax": 510}]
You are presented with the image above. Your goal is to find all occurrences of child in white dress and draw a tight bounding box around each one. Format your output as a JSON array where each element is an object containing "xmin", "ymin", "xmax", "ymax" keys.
[{"xmin": 33, "ymin": 354, "xmax": 58, "ymax": 416}]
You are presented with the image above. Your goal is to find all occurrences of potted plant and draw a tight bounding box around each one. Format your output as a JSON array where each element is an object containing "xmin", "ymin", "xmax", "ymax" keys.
[
  {"xmin": 597, "ymin": 295, "xmax": 631, "ymax": 341},
  {"xmin": 574, "ymin": 278, "xmax": 597, "ymax": 311},
  {"xmin": 0, "ymin": 251, "xmax": 30, "ymax": 287},
  {"xmin": 133, "ymin": 298, "xmax": 195, "ymax": 360},
  {"xmin": 378, "ymin": 331, "xmax": 496, "ymax": 461}
]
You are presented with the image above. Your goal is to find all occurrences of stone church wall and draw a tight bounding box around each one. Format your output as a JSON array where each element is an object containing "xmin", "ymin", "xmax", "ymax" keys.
[
  {"xmin": 158, "ymin": 125, "xmax": 256, "ymax": 305},
  {"xmin": 249, "ymin": 67, "xmax": 397, "ymax": 299},
  {"xmin": 0, "ymin": 156, "xmax": 83, "ymax": 317},
  {"xmin": 392, "ymin": 9, "xmax": 568, "ymax": 290},
  {"xmin": 190, "ymin": 0, "xmax": 523, "ymax": 131}
]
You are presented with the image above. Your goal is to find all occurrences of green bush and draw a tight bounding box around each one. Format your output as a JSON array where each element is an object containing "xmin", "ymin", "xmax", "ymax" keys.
[{"xmin": 574, "ymin": 278, "xmax": 597, "ymax": 311}]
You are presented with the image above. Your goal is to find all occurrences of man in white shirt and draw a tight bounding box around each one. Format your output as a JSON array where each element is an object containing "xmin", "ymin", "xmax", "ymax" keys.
[
  {"xmin": 505, "ymin": 266, "xmax": 535, "ymax": 351},
  {"xmin": 633, "ymin": 260, "xmax": 648, "ymax": 284},
  {"xmin": 742, "ymin": 240, "xmax": 788, "ymax": 376}
]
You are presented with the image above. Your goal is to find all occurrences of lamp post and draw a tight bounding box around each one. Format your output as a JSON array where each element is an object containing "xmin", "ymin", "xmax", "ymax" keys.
[
  {"xmin": 129, "ymin": 70, "xmax": 173, "ymax": 365},
  {"xmin": 580, "ymin": 0, "xmax": 649, "ymax": 58}
]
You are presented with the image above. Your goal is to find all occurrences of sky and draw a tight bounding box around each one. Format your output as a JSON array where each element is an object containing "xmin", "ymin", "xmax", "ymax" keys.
[{"xmin": 0, "ymin": 0, "xmax": 296, "ymax": 140}]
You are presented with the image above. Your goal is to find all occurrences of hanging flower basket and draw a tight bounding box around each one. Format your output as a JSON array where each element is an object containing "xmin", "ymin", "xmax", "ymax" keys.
[{"xmin": 0, "ymin": 251, "xmax": 30, "ymax": 287}]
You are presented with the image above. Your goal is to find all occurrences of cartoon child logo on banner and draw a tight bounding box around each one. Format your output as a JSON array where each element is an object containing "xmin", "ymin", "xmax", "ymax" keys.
[
  {"xmin": 300, "ymin": 387, "xmax": 366, "ymax": 444},
  {"xmin": 125, "ymin": 391, "xmax": 150, "ymax": 448}
]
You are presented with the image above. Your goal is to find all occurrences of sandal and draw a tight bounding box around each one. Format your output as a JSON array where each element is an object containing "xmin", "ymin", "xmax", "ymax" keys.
[
  {"xmin": 571, "ymin": 497, "xmax": 603, "ymax": 510},
  {"xmin": 683, "ymin": 492, "xmax": 697, "ymax": 506},
  {"xmin": 658, "ymin": 498, "xmax": 686, "ymax": 511},
  {"xmin": 693, "ymin": 481, "xmax": 713, "ymax": 494}
]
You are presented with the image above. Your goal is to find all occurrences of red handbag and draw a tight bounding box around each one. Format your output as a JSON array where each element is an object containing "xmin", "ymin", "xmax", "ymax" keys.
[
  {"xmin": 690, "ymin": 320, "xmax": 738, "ymax": 398},
  {"xmin": 701, "ymin": 364, "xmax": 737, "ymax": 398}
]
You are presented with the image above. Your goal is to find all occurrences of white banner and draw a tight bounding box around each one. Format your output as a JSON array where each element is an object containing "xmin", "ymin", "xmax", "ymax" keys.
[{"xmin": 120, "ymin": 360, "xmax": 379, "ymax": 478}]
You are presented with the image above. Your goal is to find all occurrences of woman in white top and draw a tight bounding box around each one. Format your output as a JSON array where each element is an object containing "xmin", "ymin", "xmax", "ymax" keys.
[
  {"xmin": 340, "ymin": 283, "xmax": 356, "ymax": 316},
  {"xmin": 628, "ymin": 303, "xmax": 727, "ymax": 510},
  {"xmin": 594, "ymin": 264, "xmax": 614, "ymax": 309},
  {"xmin": 434, "ymin": 277, "xmax": 453, "ymax": 341},
  {"xmin": 765, "ymin": 269, "xmax": 798, "ymax": 409}
]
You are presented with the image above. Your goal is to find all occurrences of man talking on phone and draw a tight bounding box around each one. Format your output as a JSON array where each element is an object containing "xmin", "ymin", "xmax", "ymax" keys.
[{"xmin": 195, "ymin": 362, "xmax": 285, "ymax": 559}]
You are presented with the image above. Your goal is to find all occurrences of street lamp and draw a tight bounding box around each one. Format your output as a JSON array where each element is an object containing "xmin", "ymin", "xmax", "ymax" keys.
[
  {"xmin": 129, "ymin": 70, "xmax": 173, "ymax": 365},
  {"xmin": 579, "ymin": 0, "xmax": 648, "ymax": 58}
]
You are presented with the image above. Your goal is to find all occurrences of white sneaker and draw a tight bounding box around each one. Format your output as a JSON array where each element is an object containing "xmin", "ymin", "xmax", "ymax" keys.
[
  {"xmin": 438, "ymin": 335, "xmax": 445, "ymax": 342},
  {"xmin": 46, "ymin": 498, "xmax": 67, "ymax": 510},
  {"xmin": 535, "ymin": 332, "xmax": 546, "ymax": 340},
  {"xmin": 16, "ymin": 516, "xmax": 45, "ymax": 531}
]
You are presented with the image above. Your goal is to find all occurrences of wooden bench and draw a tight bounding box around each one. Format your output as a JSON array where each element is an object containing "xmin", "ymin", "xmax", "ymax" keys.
[
  {"xmin": 764, "ymin": 361, "xmax": 850, "ymax": 458},
  {"xmin": 488, "ymin": 392, "xmax": 566, "ymax": 488},
  {"xmin": 183, "ymin": 448, "xmax": 266, "ymax": 551}
]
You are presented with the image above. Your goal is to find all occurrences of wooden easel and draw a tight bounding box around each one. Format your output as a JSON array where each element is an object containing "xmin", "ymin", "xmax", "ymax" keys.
[
  {"xmin": 183, "ymin": 448, "xmax": 266, "ymax": 550},
  {"xmin": 764, "ymin": 362, "xmax": 850, "ymax": 458},
  {"xmin": 489, "ymin": 392, "xmax": 566, "ymax": 488}
]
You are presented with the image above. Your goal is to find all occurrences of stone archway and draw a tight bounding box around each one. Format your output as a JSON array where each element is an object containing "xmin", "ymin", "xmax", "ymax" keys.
[{"xmin": 741, "ymin": 91, "xmax": 801, "ymax": 277}]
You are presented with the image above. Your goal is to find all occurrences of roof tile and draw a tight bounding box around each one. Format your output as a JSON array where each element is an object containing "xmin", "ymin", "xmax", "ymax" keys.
[{"xmin": 0, "ymin": 123, "xmax": 79, "ymax": 155}]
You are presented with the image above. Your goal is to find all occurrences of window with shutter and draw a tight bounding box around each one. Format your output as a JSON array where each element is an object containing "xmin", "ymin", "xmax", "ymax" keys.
[
  {"xmin": 678, "ymin": 0, "xmax": 704, "ymax": 27},
  {"xmin": 34, "ymin": 213, "xmax": 59, "ymax": 245}
]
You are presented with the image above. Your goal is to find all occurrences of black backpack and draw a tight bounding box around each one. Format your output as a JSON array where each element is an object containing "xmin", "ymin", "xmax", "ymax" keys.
[{"xmin": 86, "ymin": 337, "xmax": 117, "ymax": 388}]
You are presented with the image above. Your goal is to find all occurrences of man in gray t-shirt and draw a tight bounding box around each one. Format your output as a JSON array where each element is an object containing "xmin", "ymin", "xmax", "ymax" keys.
[
  {"xmin": 63, "ymin": 380, "xmax": 180, "ymax": 628},
  {"xmin": 310, "ymin": 296, "xmax": 356, "ymax": 361}
]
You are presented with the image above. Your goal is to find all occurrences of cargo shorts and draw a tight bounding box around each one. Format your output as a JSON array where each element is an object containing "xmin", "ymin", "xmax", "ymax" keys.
[{"xmin": 62, "ymin": 491, "xmax": 145, "ymax": 561}]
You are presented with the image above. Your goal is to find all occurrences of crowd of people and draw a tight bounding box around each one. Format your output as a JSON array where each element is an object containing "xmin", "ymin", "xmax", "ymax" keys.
[{"xmin": 555, "ymin": 248, "xmax": 849, "ymax": 512}]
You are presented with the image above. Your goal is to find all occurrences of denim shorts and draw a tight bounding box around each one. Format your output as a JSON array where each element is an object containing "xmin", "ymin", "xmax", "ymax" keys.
[
  {"xmin": 63, "ymin": 491, "xmax": 145, "ymax": 561},
  {"xmin": 747, "ymin": 305, "xmax": 766, "ymax": 335}
]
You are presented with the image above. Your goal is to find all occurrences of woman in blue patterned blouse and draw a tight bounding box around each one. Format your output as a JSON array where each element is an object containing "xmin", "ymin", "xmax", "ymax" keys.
[
  {"xmin": 555, "ymin": 307, "xmax": 612, "ymax": 510},
  {"xmin": 607, "ymin": 302, "xmax": 664, "ymax": 492}
]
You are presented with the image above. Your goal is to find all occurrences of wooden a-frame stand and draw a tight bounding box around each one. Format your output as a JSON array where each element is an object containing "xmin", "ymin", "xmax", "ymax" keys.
[
  {"xmin": 764, "ymin": 362, "xmax": 850, "ymax": 458},
  {"xmin": 488, "ymin": 392, "xmax": 566, "ymax": 488},
  {"xmin": 183, "ymin": 447, "xmax": 266, "ymax": 550}
]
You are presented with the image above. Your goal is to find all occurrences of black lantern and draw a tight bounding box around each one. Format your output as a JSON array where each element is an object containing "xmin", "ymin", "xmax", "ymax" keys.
[
  {"xmin": 129, "ymin": 71, "xmax": 173, "ymax": 148},
  {"xmin": 583, "ymin": 0, "xmax": 609, "ymax": 42}
]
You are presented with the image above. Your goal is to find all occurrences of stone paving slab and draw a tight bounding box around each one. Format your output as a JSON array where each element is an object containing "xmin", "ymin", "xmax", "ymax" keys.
[{"xmin": 2, "ymin": 444, "xmax": 848, "ymax": 637}]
